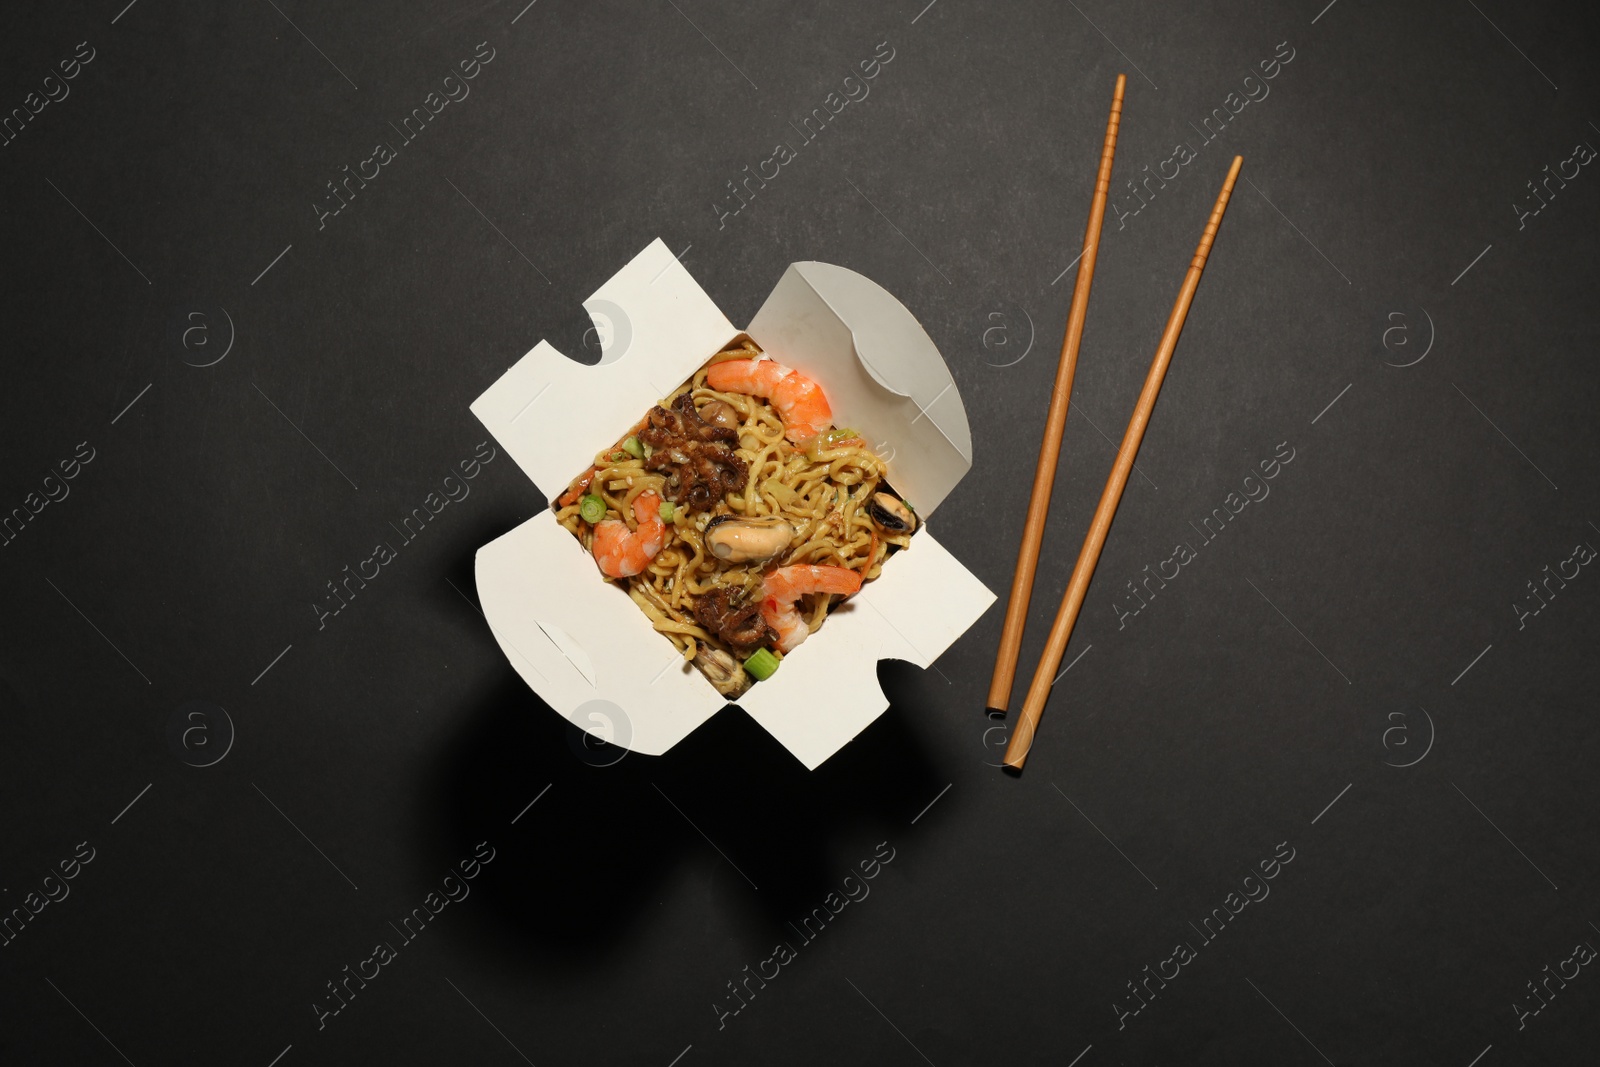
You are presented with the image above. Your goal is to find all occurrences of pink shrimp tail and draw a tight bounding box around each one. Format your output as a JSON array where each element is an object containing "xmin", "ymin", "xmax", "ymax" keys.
[
  {"xmin": 760, "ymin": 564, "xmax": 863, "ymax": 653},
  {"xmin": 706, "ymin": 358, "xmax": 832, "ymax": 444},
  {"xmin": 591, "ymin": 491, "xmax": 665, "ymax": 578}
]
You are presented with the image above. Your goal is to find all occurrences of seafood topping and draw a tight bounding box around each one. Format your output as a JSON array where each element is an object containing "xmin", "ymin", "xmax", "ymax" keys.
[
  {"xmin": 693, "ymin": 586, "xmax": 777, "ymax": 653},
  {"xmin": 557, "ymin": 340, "xmax": 898, "ymax": 695},
  {"xmin": 705, "ymin": 358, "xmax": 833, "ymax": 445},
  {"xmin": 761, "ymin": 564, "xmax": 863, "ymax": 653},
  {"xmin": 640, "ymin": 393, "xmax": 748, "ymax": 512},
  {"xmin": 866, "ymin": 492, "xmax": 916, "ymax": 533},
  {"xmin": 591, "ymin": 490, "xmax": 667, "ymax": 579},
  {"xmin": 704, "ymin": 515, "xmax": 796, "ymax": 564},
  {"xmin": 692, "ymin": 646, "xmax": 751, "ymax": 698},
  {"xmin": 642, "ymin": 391, "xmax": 736, "ymax": 445}
]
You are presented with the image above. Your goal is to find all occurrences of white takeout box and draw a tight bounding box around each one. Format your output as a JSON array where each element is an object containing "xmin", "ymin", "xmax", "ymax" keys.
[{"xmin": 471, "ymin": 239, "xmax": 994, "ymax": 769}]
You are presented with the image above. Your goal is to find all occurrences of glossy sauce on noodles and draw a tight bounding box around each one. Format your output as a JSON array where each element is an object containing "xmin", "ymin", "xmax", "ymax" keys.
[{"xmin": 555, "ymin": 340, "xmax": 911, "ymax": 670}]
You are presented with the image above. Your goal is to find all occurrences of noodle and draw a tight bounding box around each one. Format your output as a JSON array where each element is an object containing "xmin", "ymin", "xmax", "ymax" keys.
[{"xmin": 556, "ymin": 339, "xmax": 913, "ymax": 682}]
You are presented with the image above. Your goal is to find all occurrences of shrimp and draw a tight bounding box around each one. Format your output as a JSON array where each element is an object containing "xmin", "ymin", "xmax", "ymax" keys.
[
  {"xmin": 591, "ymin": 490, "xmax": 666, "ymax": 578},
  {"xmin": 760, "ymin": 564, "xmax": 863, "ymax": 653},
  {"xmin": 705, "ymin": 358, "xmax": 832, "ymax": 445}
]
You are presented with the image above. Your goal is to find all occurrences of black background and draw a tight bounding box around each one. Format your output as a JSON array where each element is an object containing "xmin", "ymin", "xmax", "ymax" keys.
[{"xmin": 3, "ymin": 1, "xmax": 1598, "ymax": 1064}]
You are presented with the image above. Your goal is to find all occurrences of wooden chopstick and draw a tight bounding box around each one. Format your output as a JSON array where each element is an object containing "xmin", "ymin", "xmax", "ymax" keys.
[
  {"xmin": 986, "ymin": 74, "xmax": 1127, "ymax": 716},
  {"xmin": 1003, "ymin": 155, "xmax": 1244, "ymax": 771}
]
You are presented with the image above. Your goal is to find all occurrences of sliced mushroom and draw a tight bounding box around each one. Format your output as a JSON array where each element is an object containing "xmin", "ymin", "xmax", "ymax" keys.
[
  {"xmin": 704, "ymin": 515, "xmax": 796, "ymax": 563},
  {"xmin": 697, "ymin": 398, "xmax": 739, "ymax": 430},
  {"xmin": 693, "ymin": 646, "xmax": 750, "ymax": 698},
  {"xmin": 867, "ymin": 492, "xmax": 917, "ymax": 533}
]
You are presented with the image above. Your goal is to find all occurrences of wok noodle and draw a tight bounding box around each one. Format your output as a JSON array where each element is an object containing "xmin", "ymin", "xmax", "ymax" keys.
[{"xmin": 554, "ymin": 338, "xmax": 915, "ymax": 695}]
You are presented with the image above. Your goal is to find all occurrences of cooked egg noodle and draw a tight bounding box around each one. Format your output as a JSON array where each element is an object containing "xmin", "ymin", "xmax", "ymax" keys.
[{"xmin": 555, "ymin": 341, "xmax": 911, "ymax": 668}]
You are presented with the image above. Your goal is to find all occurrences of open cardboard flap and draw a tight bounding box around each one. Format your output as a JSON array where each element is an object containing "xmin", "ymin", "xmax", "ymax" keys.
[{"xmin": 471, "ymin": 239, "xmax": 994, "ymax": 769}]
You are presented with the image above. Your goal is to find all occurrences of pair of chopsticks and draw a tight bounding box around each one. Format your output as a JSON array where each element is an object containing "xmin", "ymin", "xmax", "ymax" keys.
[{"xmin": 986, "ymin": 73, "xmax": 1242, "ymax": 771}]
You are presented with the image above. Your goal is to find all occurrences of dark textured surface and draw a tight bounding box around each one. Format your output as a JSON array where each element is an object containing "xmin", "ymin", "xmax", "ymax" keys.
[{"xmin": 3, "ymin": 1, "xmax": 1598, "ymax": 1064}]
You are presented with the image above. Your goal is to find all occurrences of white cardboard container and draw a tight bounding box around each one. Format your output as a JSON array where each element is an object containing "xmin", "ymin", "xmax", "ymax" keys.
[{"xmin": 471, "ymin": 239, "xmax": 994, "ymax": 769}]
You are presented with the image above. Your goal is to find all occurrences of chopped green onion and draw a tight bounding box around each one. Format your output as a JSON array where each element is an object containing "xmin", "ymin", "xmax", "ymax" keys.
[
  {"xmin": 622, "ymin": 435, "xmax": 644, "ymax": 460},
  {"xmin": 805, "ymin": 428, "xmax": 860, "ymax": 461},
  {"xmin": 578, "ymin": 494, "xmax": 606, "ymax": 524},
  {"xmin": 744, "ymin": 647, "xmax": 780, "ymax": 681},
  {"xmin": 658, "ymin": 500, "xmax": 676, "ymax": 523}
]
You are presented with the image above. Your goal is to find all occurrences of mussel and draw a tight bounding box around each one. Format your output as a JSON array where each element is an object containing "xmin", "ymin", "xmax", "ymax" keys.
[
  {"xmin": 704, "ymin": 515, "xmax": 795, "ymax": 563},
  {"xmin": 867, "ymin": 492, "xmax": 917, "ymax": 533},
  {"xmin": 693, "ymin": 646, "xmax": 750, "ymax": 698}
]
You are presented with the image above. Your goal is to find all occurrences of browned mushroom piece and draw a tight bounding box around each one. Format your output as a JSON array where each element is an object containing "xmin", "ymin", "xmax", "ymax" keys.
[{"xmin": 697, "ymin": 398, "xmax": 739, "ymax": 431}]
